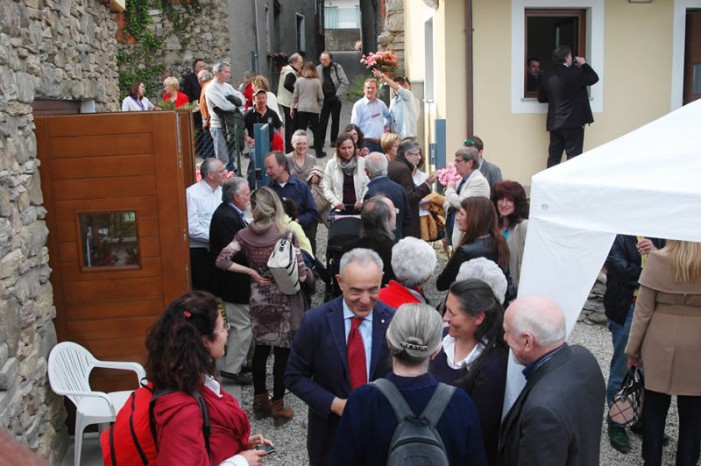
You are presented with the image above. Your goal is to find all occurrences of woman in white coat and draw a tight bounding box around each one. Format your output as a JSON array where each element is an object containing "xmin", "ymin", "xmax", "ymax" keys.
[{"xmin": 322, "ymin": 132, "xmax": 369, "ymax": 213}]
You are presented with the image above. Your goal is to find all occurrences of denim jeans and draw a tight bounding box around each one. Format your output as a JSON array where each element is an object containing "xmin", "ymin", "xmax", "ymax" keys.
[
  {"xmin": 211, "ymin": 127, "xmax": 235, "ymax": 172},
  {"xmin": 606, "ymin": 303, "xmax": 635, "ymax": 424}
]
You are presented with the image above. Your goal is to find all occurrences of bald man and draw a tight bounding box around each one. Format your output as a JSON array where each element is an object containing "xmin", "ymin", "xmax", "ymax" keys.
[{"xmin": 498, "ymin": 296, "xmax": 605, "ymax": 466}]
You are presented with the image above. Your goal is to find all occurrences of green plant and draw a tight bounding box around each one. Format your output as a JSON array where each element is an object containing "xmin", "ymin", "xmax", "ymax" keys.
[{"xmin": 343, "ymin": 73, "xmax": 373, "ymax": 101}]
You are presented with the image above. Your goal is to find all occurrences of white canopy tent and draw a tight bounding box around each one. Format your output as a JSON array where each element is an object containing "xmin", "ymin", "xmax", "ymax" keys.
[{"xmin": 503, "ymin": 98, "xmax": 701, "ymax": 413}]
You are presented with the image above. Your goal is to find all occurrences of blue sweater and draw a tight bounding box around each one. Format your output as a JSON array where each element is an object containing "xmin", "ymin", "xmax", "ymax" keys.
[{"xmin": 328, "ymin": 372, "xmax": 487, "ymax": 466}]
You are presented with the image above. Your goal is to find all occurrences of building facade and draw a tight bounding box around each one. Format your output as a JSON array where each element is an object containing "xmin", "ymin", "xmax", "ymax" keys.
[{"xmin": 403, "ymin": 0, "xmax": 700, "ymax": 185}]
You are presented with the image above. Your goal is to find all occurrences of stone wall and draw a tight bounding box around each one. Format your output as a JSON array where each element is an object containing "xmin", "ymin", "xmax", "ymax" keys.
[
  {"xmin": 0, "ymin": 0, "xmax": 120, "ymax": 462},
  {"xmin": 378, "ymin": 0, "xmax": 405, "ymax": 74},
  {"xmin": 145, "ymin": 1, "xmax": 231, "ymax": 86},
  {"xmin": 326, "ymin": 29, "xmax": 361, "ymax": 52}
]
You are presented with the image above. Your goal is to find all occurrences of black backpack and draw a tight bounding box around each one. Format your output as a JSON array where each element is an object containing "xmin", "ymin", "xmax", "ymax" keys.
[{"xmin": 371, "ymin": 378, "xmax": 454, "ymax": 466}]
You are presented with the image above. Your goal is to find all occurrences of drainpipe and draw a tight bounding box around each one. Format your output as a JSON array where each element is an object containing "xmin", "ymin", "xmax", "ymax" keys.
[
  {"xmin": 252, "ymin": 0, "xmax": 260, "ymax": 73},
  {"xmin": 465, "ymin": 0, "xmax": 474, "ymax": 135}
]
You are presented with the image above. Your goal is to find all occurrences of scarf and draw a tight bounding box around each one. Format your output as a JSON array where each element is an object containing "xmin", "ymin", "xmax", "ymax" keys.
[{"xmin": 338, "ymin": 156, "xmax": 358, "ymax": 177}]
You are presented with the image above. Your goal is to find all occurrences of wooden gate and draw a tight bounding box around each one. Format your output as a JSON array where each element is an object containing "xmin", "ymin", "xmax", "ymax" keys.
[{"xmin": 36, "ymin": 111, "xmax": 195, "ymax": 391}]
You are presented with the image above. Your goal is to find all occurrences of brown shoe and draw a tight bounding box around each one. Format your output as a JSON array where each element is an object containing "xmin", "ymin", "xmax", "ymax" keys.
[
  {"xmin": 271, "ymin": 398, "xmax": 294, "ymax": 424},
  {"xmin": 253, "ymin": 391, "xmax": 272, "ymax": 419}
]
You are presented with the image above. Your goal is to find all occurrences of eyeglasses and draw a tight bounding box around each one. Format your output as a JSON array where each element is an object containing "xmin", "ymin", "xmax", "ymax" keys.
[
  {"xmin": 407, "ymin": 151, "xmax": 421, "ymax": 157},
  {"xmin": 464, "ymin": 139, "xmax": 476, "ymax": 146},
  {"xmin": 215, "ymin": 322, "xmax": 231, "ymax": 334}
]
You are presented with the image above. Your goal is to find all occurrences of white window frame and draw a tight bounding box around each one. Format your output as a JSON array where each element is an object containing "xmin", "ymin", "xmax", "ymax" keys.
[{"xmin": 511, "ymin": 0, "xmax": 604, "ymax": 114}]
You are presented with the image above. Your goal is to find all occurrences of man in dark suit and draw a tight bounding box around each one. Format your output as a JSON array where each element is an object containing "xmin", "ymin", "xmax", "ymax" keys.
[
  {"xmin": 538, "ymin": 45, "xmax": 599, "ymax": 168},
  {"xmin": 264, "ymin": 151, "xmax": 318, "ymax": 251},
  {"xmin": 499, "ymin": 295, "xmax": 605, "ymax": 466},
  {"xmin": 285, "ymin": 248, "xmax": 395, "ymax": 466},
  {"xmin": 363, "ymin": 151, "xmax": 411, "ymax": 241},
  {"xmin": 209, "ymin": 176, "xmax": 253, "ymax": 385}
]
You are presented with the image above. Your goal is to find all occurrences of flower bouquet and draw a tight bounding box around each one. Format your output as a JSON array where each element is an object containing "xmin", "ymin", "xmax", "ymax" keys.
[
  {"xmin": 360, "ymin": 50, "xmax": 398, "ymax": 74},
  {"xmin": 435, "ymin": 164, "xmax": 462, "ymax": 186}
]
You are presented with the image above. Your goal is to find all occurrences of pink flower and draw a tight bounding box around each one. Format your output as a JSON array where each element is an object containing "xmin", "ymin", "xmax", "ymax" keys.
[{"xmin": 435, "ymin": 164, "xmax": 462, "ymax": 186}]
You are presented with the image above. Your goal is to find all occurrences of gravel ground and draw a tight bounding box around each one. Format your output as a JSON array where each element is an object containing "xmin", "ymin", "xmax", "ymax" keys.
[{"xmin": 222, "ymin": 219, "xmax": 681, "ymax": 466}]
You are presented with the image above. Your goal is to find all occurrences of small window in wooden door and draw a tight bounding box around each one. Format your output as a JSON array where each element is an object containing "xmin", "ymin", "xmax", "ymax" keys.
[{"xmin": 78, "ymin": 211, "xmax": 141, "ymax": 269}]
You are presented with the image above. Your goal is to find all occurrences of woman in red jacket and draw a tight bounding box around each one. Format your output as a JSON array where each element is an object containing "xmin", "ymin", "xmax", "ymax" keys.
[
  {"xmin": 147, "ymin": 290, "xmax": 273, "ymax": 465},
  {"xmin": 162, "ymin": 76, "xmax": 189, "ymax": 108}
]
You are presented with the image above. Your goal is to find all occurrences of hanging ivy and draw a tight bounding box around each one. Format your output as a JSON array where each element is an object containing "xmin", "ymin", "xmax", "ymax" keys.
[{"xmin": 117, "ymin": 0, "xmax": 210, "ymax": 100}]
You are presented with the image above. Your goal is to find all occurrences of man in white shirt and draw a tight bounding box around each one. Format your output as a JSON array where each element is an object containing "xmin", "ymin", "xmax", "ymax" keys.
[
  {"xmin": 205, "ymin": 62, "xmax": 245, "ymax": 172},
  {"xmin": 372, "ymin": 70, "xmax": 417, "ymax": 141},
  {"xmin": 187, "ymin": 158, "xmax": 227, "ymax": 291},
  {"xmin": 350, "ymin": 78, "xmax": 391, "ymax": 153}
]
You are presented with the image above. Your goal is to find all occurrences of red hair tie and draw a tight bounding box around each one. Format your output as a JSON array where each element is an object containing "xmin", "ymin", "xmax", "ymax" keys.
[{"xmin": 183, "ymin": 310, "xmax": 192, "ymax": 318}]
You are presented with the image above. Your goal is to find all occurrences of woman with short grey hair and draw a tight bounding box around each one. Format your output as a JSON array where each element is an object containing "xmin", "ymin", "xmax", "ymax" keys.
[
  {"xmin": 329, "ymin": 303, "xmax": 487, "ymax": 465},
  {"xmin": 456, "ymin": 257, "xmax": 508, "ymax": 304},
  {"xmin": 378, "ymin": 237, "xmax": 437, "ymax": 309},
  {"xmin": 286, "ymin": 129, "xmax": 318, "ymax": 182}
]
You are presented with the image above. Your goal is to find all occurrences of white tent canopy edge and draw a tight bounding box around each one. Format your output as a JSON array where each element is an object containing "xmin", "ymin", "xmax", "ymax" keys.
[{"xmin": 503, "ymin": 98, "xmax": 701, "ymax": 416}]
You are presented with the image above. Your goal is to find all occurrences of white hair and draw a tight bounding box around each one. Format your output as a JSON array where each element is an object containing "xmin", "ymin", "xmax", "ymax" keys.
[
  {"xmin": 509, "ymin": 296, "xmax": 566, "ymax": 347},
  {"xmin": 391, "ymin": 237, "xmax": 437, "ymax": 288},
  {"xmin": 364, "ymin": 152, "xmax": 388, "ymax": 178},
  {"xmin": 339, "ymin": 248, "xmax": 383, "ymax": 279},
  {"xmin": 456, "ymin": 257, "xmax": 508, "ymax": 304}
]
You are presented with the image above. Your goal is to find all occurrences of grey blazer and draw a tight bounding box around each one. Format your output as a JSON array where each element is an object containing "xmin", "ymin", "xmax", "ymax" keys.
[{"xmin": 498, "ymin": 344, "xmax": 605, "ymax": 466}]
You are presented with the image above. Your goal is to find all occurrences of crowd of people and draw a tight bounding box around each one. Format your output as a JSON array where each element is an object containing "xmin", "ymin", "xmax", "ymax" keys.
[{"xmin": 124, "ymin": 47, "xmax": 700, "ymax": 466}]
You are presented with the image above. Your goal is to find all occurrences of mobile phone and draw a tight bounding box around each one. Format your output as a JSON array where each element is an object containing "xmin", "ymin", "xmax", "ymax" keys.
[{"xmin": 255, "ymin": 444, "xmax": 276, "ymax": 455}]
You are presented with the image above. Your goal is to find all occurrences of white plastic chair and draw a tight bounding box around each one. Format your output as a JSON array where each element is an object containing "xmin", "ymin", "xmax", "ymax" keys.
[{"xmin": 47, "ymin": 341, "xmax": 145, "ymax": 466}]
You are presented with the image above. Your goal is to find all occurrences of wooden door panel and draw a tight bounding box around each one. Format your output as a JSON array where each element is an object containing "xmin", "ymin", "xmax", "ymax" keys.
[
  {"xmin": 49, "ymin": 134, "xmax": 154, "ymax": 158},
  {"xmin": 52, "ymin": 175, "xmax": 156, "ymax": 200},
  {"xmin": 66, "ymin": 316, "xmax": 158, "ymax": 340},
  {"xmin": 67, "ymin": 298, "xmax": 163, "ymax": 320},
  {"xmin": 62, "ymin": 277, "xmax": 163, "ymax": 303},
  {"xmin": 46, "ymin": 113, "xmax": 152, "ymax": 137},
  {"xmin": 51, "ymin": 154, "xmax": 155, "ymax": 179},
  {"xmin": 55, "ymin": 197, "xmax": 159, "ymax": 220},
  {"xmin": 36, "ymin": 111, "xmax": 191, "ymax": 395},
  {"xmin": 59, "ymin": 257, "xmax": 162, "ymax": 282}
]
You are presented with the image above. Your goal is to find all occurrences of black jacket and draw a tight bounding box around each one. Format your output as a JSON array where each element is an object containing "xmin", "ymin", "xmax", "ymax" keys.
[
  {"xmin": 364, "ymin": 176, "xmax": 412, "ymax": 241},
  {"xmin": 538, "ymin": 63, "xmax": 599, "ymax": 131},
  {"xmin": 603, "ymin": 235, "xmax": 665, "ymax": 325},
  {"xmin": 209, "ymin": 202, "xmax": 251, "ymax": 304},
  {"xmin": 436, "ymin": 237, "xmax": 498, "ymax": 291}
]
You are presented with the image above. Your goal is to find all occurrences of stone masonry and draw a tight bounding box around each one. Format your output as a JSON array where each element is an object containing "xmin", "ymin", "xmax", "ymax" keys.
[
  {"xmin": 0, "ymin": 0, "xmax": 120, "ymax": 462},
  {"xmin": 144, "ymin": 1, "xmax": 231, "ymax": 86},
  {"xmin": 378, "ymin": 0, "xmax": 405, "ymax": 74}
]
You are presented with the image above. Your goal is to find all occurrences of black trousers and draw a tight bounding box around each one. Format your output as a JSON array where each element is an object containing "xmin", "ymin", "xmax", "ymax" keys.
[
  {"xmin": 252, "ymin": 344, "xmax": 290, "ymax": 400},
  {"xmin": 319, "ymin": 97, "xmax": 342, "ymax": 146},
  {"xmin": 281, "ymin": 105, "xmax": 293, "ymax": 152},
  {"xmin": 547, "ymin": 126, "xmax": 584, "ymax": 167},
  {"xmin": 189, "ymin": 247, "xmax": 213, "ymax": 292},
  {"xmin": 295, "ymin": 111, "xmax": 324, "ymax": 157},
  {"xmin": 643, "ymin": 389, "xmax": 701, "ymax": 466}
]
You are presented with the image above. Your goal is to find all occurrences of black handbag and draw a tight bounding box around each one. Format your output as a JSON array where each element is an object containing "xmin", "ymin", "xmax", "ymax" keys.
[{"xmin": 608, "ymin": 366, "xmax": 644, "ymax": 426}]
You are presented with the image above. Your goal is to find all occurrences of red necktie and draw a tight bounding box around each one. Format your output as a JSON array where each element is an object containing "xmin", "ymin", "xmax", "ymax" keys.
[{"xmin": 347, "ymin": 317, "xmax": 367, "ymax": 390}]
